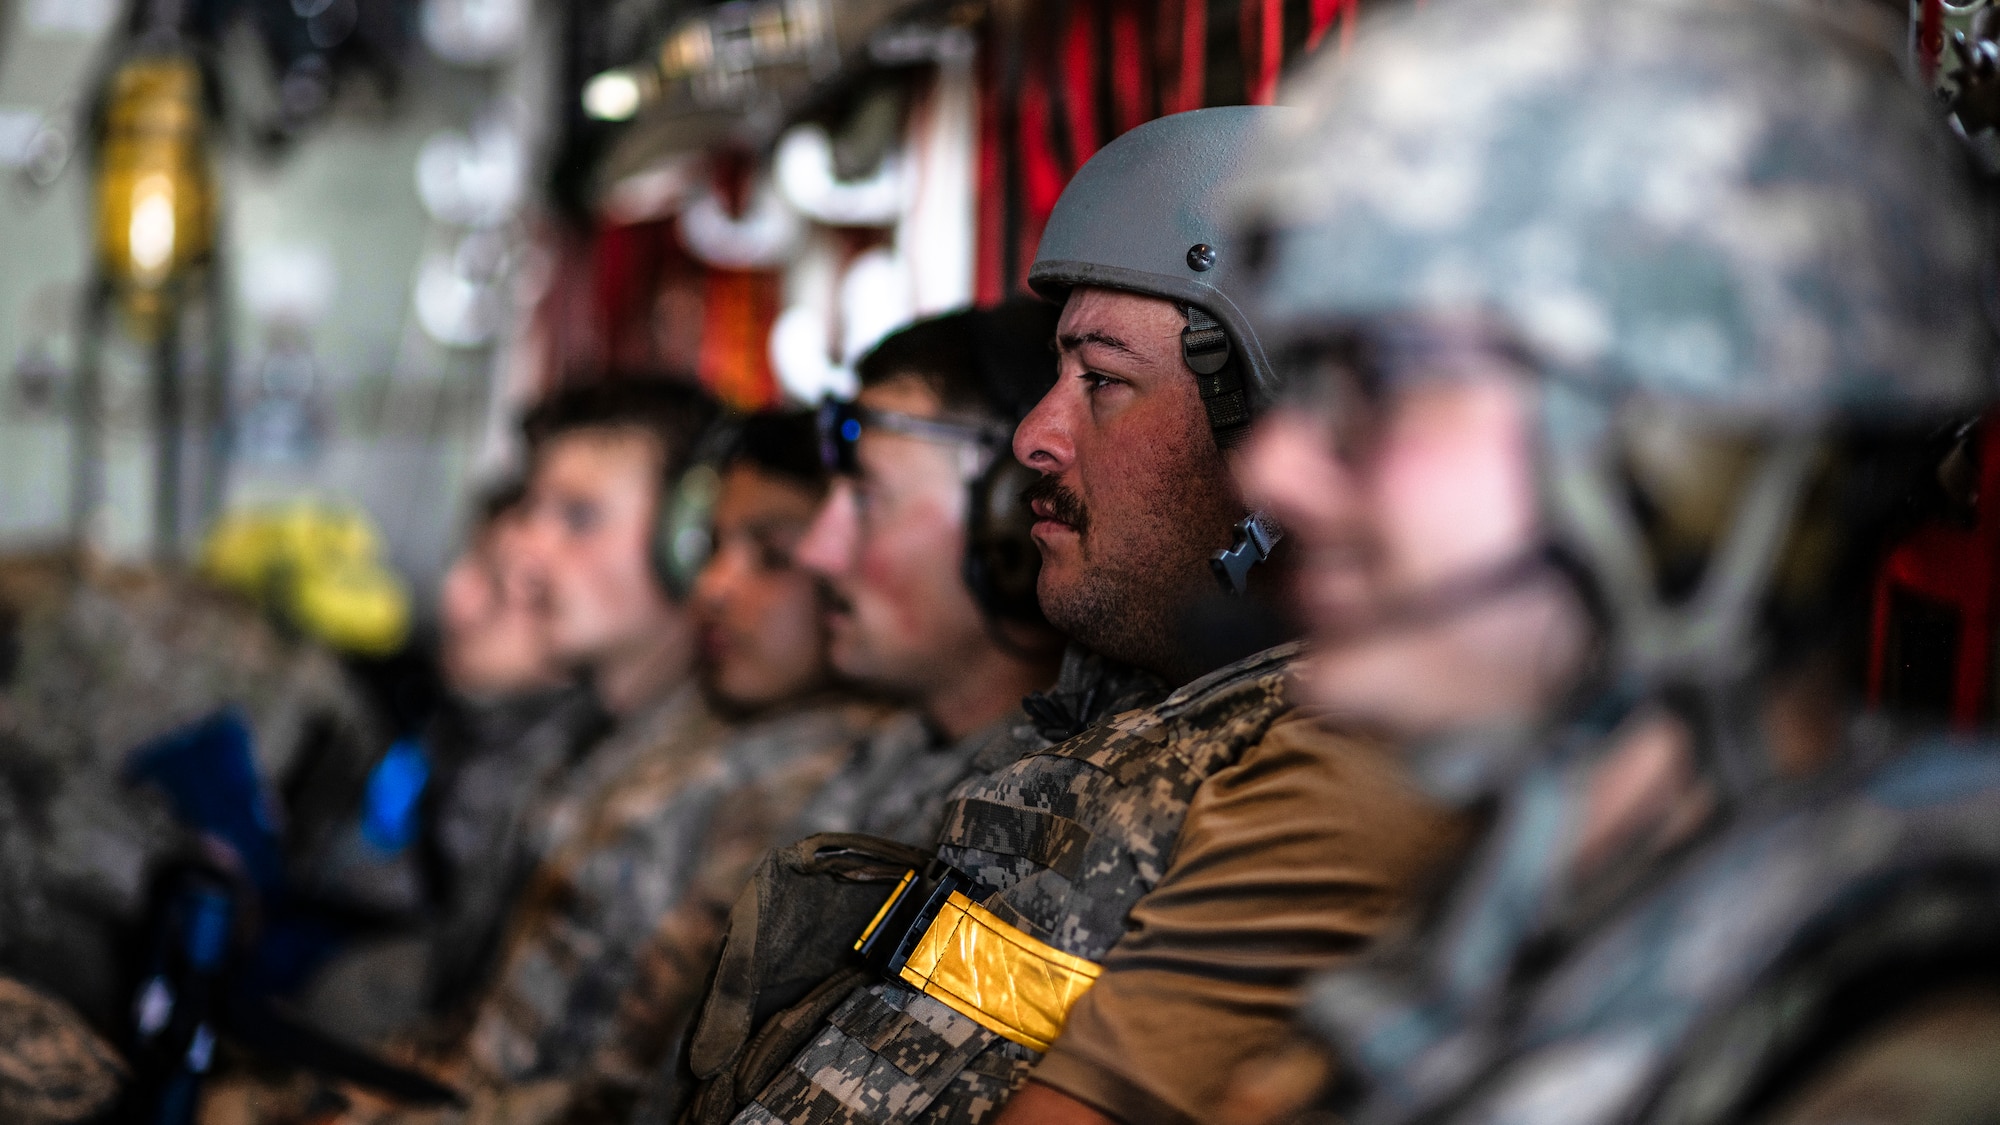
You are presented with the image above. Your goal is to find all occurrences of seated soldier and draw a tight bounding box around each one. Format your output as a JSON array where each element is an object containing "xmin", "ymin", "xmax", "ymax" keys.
[
  {"xmin": 1231, "ymin": 2, "xmax": 2000, "ymax": 1122},
  {"xmin": 564, "ymin": 410, "xmax": 928, "ymax": 1117},
  {"xmin": 309, "ymin": 405, "xmax": 901, "ymax": 1125},
  {"xmin": 418, "ymin": 481, "xmax": 607, "ymax": 1020},
  {"xmin": 287, "ymin": 481, "xmax": 607, "ymax": 1046},
  {"xmin": 784, "ymin": 300, "xmax": 1071, "ymax": 844},
  {"xmin": 676, "ymin": 114, "xmax": 1464, "ymax": 1125},
  {"xmin": 636, "ymin": 301, "xmax": 1069, "ymax": 1121},
  {"xmin": 509, "ymin": 379, "xmax": 725, "ymax": 863},
  {"xmin": 200, "ymin": 380, "xmax": 723, "ymax": 1124}
]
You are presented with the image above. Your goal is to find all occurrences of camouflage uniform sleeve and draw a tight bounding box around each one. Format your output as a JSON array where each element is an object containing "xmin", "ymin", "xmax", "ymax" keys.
[
  {"xmin": 578, "ymin": 776, "xmax": 803, "ymax": 1101},
  {"xmin": 1028, "ymin": 715, "xmax": 1468, "ymax": 1125},
  {"xmin": 574, "ymin": 705, "xmax": 886, "ymax": 1113}
]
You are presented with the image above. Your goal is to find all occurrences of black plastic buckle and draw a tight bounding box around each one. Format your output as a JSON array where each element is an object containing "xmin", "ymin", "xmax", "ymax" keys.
[
  {"xmin": 855, "ymin": 865, "xmax": 973, "ymax": 977},
  {"xmin": 1210, "ymin": 512, "xmax": 1283, "ymax": 595}
]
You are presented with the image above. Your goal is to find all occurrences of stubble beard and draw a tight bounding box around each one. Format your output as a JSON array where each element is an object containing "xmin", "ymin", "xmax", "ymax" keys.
[{"xmin": 1034, "ymin": 454, "xmax": 1237, "ymax": 683}]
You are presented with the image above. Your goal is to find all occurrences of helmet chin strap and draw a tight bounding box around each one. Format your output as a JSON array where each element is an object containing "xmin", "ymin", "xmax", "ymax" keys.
[
  {"xmin": 1183, "ymin": 305, "xmax": 1279, "ymax": 595},
  {"xmin": 1182, "ymin": 306, "xmax": 1252, "ymax": 433}
]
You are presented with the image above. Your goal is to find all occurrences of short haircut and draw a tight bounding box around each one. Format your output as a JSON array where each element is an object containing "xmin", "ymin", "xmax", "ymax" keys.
[
  {"xmin": 468, "ymin": 477, "xmax": 528, "ymax": 534},
  {"xmin": 855, "ymin": 297, "xmax": 1060, "ymax": 426},
  {"xmin": 722, "ymin": 409, "xmax": 825, "ymax": 495},
  {"xmin": 521, "ymin": 378, "xmax": 719, "ymax": 486}
]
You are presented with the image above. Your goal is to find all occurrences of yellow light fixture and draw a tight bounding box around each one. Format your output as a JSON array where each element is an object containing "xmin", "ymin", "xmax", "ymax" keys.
[
  {"xmin": 94, "ymin": 52, "xmax": 213, "ymax": 324},
  {"xmin": 129, "ymin": 172, "xmax": 177, "ymax": 279}
]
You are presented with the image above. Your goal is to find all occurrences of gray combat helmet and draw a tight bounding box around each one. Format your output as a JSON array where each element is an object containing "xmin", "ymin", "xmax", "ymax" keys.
[
  {"xmin": 1031, "ymin": 105, "xmax": 1295, "ymax": 432},
  {"xmin": 1032, "ymin": 105, "xmax": 1297, "ymax": 593},
  {"xmin": 1238, "ymin": 0, "xmax": 1997, "ymax": 791}
]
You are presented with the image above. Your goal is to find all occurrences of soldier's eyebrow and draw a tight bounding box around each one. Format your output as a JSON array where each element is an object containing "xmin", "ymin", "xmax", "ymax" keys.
[{"xmin": 1057, "ymin": 329, "xmax": 1143, "ymax": 361}]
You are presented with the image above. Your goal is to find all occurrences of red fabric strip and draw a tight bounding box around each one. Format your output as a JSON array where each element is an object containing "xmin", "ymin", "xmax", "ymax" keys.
[
  {"xmin": 1308, "ymin": 0, "xmax": 1340, "ymax": 49},
  {"xmin": 1110, "ymin": 0, "xmax": 1148, "ymax": 134},
  {"xmin": 1917, "ymin": 0, "xmax": 1944, "ymax": 85},
  {"xmin": 1018, "ymin": 48, "xmax": 1067, "ymax": 290},
  {"xmin": 1176, "ymin": 0, "xmax": 1206, "ymax": 113},
  {"xmin": 1257, "ymin": 0, "xmax": 1283, "ymax": 104},
  {"xmin": 1061, "ymin": 0, "xmax": 1101, "ymax": 166},
  {"xmin": 975, "ymin": 33, "xmax": 1007, "ymax": 306}
]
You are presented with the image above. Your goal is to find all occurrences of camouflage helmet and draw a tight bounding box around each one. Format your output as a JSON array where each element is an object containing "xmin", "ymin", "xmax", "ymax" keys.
[
  {"xmin": 1238, "ymin": 0, "xmax": 1998, "ymax": 773},
  {"xmin": 1031, "ymin": 106, "xmax": 1297, "ymax": 436},
  {"xmin": 1240, "ymin": 0, "xmax": 1994, "ymax": 421}
]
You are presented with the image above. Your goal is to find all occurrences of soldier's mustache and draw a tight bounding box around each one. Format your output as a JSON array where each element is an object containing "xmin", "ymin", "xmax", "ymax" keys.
[{"xmin": 1021, "ymin": 474, "xmax": 1089, "ymax": 537}]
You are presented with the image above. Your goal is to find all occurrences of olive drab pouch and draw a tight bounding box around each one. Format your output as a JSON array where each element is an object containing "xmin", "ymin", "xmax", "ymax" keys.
[{"xmin": 678, "ymin": 833, "xmax": 933, "ymax": 1125}]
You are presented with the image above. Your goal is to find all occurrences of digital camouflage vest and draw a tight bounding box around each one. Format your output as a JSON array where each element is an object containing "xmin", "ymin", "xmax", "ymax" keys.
[
  {"xmin": 1303, "ymin": 735, "xmax": 2000, "ymax": 1125},
  {"xmin": 734, "ymin": 642, "xmax": 1304, "ymax": 1125}
]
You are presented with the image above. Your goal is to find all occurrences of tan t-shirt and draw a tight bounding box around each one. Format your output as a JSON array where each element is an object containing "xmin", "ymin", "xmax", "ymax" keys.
[{"xmin": 1030, "ymin": 714, "xmax": 1469, "ymax": 1125}]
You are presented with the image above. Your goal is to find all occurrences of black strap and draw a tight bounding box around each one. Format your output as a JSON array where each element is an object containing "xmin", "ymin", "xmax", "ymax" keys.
[{"xmin": 1184, "ymin": 306, "xmax": 1251, "ymax": 436}]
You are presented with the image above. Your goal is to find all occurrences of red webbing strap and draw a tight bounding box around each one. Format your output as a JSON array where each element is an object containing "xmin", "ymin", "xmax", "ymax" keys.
[
  {"xmin": 1110, "ymin": 0, "xmax": 1149, "ymax": 133},
  {"xmin": 1308, "ymin": 0, "xmax": 1339, "ymax": 48},
  {"xmin": 1245, "ymin": 0, "xmax": 1283, "ymax": 104},
  {"xmin": 1060, "ymin": 0, "xmax": 1101, "ymax": 166},
  {"xmin": 1017, "ymin": 41, "xmax": 1067, "ymax": 291},
  {"xmin": 1175, "ymin": 0, "xmax": 1206, "ymax": 113},
  {"xmin": 1918, "ymin": 0, "xmax": 1944, "ymax": 86},
  {"xmin": 1310, "ymin": 0, "xmax": 1362, "ymax": 53},
  {"xmin": 975, "ymin": 26, "xmax": 1008, "ymax": 305},
  {"xmin": 590, "ymin": 220, "xmax": 644, "ymax": 361}
]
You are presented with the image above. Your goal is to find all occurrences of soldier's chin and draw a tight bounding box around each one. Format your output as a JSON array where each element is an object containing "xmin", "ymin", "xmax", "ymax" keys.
[
  {"xmin": 546, "ymin": 624, "xmax": 602, "ymax": 668},
  {"xmin": 1035, "ymin": 551, "xmax": 1086, "ymax": 598},
  {"xmin": 711, "ymin": 663, "xmax": 787, "ymax": 712},
  {"xmin": 826, "ymin": 626, "xmax": 875, "ymax": 684}
]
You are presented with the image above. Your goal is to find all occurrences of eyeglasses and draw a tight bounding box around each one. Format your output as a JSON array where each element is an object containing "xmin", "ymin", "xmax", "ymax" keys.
[{"xmin": 815, "ymin": 398, "xmax": 1013, "ymax": 476}]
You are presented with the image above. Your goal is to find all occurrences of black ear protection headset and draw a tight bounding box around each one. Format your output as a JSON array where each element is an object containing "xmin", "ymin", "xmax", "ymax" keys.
[
  {"xmin": 650, "ymin": 418, "xmax": 744, "ymax": 602},
  {"xmin": 815, "ymin": 399, "xmax": 1047, "ymax": 625},
  {"xmin": 962, "ymin": 456, "xmax": 1045, "ymax": 623}
]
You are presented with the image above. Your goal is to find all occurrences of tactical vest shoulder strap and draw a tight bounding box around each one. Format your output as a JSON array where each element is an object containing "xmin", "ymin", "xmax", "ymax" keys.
[
  {"xmin": 1034, "ymin": 640, "xmax": 1304, "ymax": 781},
  {"xmin": 937, "ymin": 643, "xmax": 1303, "ymax": 868},
  {"xmin": 939, "ymin": 798, "xmax": 1095, "ymax": 881}
]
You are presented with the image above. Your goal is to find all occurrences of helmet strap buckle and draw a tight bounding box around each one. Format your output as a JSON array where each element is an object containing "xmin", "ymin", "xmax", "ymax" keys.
[{"xmin": 1211, "ymin": 512, "xmax": 1283, "ymax": 595}]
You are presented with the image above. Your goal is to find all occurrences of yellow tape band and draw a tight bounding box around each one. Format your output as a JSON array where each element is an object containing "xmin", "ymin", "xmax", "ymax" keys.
[
  {"xmin": 895, "ymin": 891, "xmax": 1102, "ymax": 1052},
  {"xmin": 855, "ymin": 870, "xmax": 917, "ymax": 952}
]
